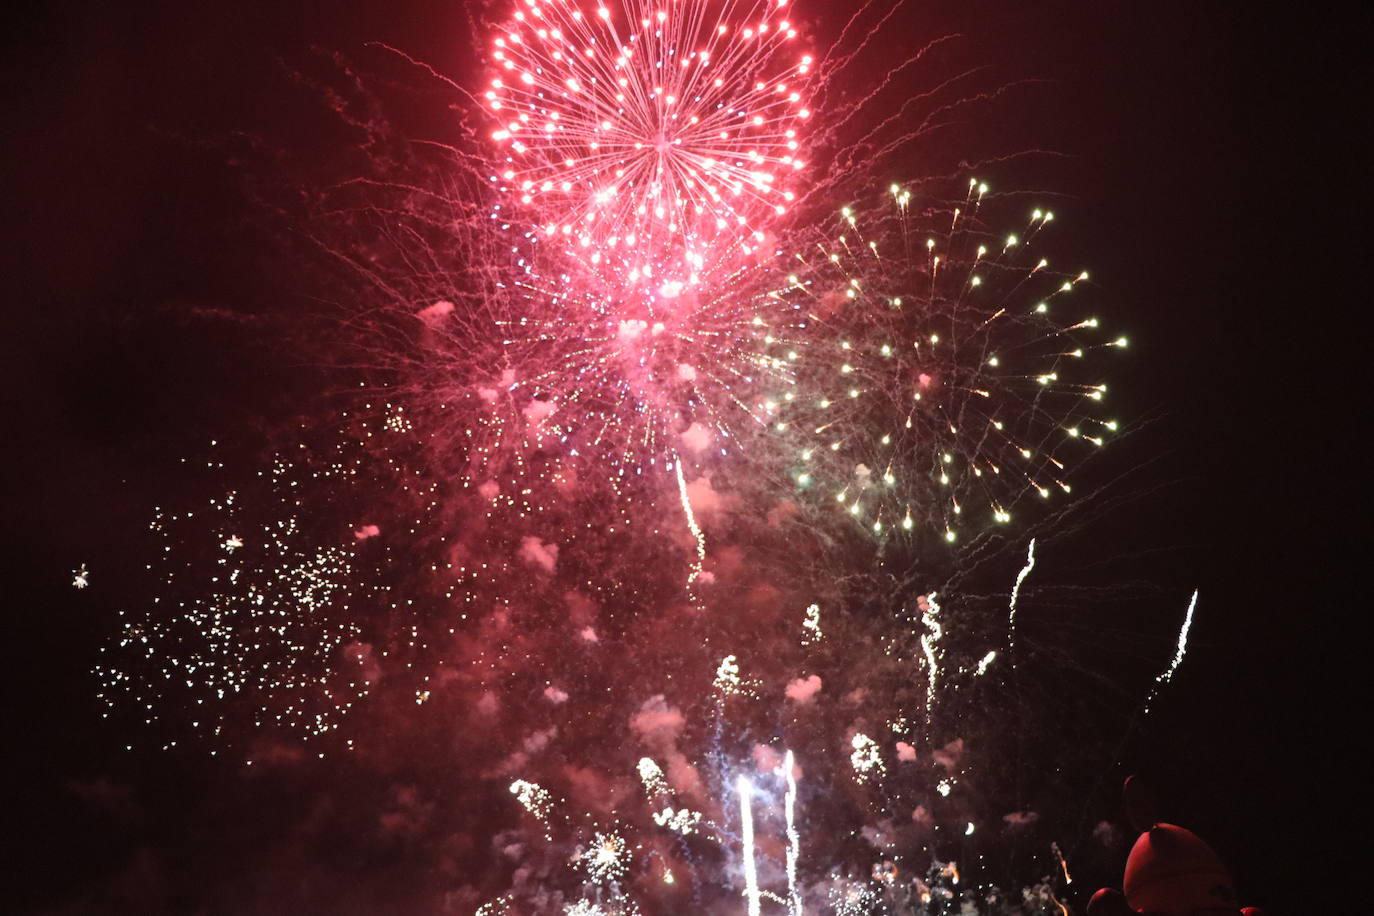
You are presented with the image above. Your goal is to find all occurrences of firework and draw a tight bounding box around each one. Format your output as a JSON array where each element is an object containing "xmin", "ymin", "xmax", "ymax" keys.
[
  {"xmin": 484, "ymin": 0, "xmax": 813, "ymax": 290},
  {"xmin": 581, "ymin": 830, "xmax": 632, "ymax": 884},
  {"xmin": 752, "ymin": 181, "xmax": 1126, "ymax": 543},
  {"xmin": 83, "ymin": 0, "xmax": 1196, "ymax": 911}
]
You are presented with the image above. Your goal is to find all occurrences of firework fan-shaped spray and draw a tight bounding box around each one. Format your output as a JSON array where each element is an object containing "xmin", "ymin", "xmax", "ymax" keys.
[
  {"xmin": 762, "ymin": 179, "xmax": 1127, "ymax": 543},
  {"xmin": 484, "ymin": 0, "xmax": 814, "ymax": 289}
]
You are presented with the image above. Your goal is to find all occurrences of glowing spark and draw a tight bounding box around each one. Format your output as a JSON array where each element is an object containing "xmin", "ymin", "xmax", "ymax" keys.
[
  {"xmin": 653, "ymin": 806, "xmax": 703, "ymax": 835},
  {"xmin": 581, "ymin": 831, "xmax": 630, "ymax": 884},
  {"xmin": 975, "ymin": 650, "xmax": 997, "ymax": 676},
  {"xmin": 72, "ymin": 564, "xmax": 89, "ymax": 589},
  {"xmin": 714, "ymin": 654, "xmax": 751, "ymax": 697},
  {"xmin": 487, "ymin": 0, "xmax": 813, "ymax": 285},
  {"xmin": 94, "ymin": 435, "xmax": 405, "ymax": 750},
  {"xmin": 476, "ymin": 896, "xmax": 514, "ymax": 916},
  {"xmin": 771, "ymin": 188, "xmax": 1123, "ymax": 540}
]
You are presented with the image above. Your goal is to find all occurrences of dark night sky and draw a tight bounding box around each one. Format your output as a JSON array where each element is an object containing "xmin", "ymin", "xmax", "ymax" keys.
[{"xmin": 1, "ymin": 1, "xmax": 1358, "ymax": 913}]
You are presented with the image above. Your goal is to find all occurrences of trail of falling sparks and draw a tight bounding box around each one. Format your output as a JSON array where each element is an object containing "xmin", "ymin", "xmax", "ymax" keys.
[
  {"xmin": 1008, "ymin": 537, "xmax": 1037, "ymax": 664},
  {"xmin": 1144, "ymin": 589, "xmax": 1198, "ymax": 712},
  {"xmin": 737, "ymin": 774, "xmax": 760, "ymax": 916},
  {"xmin": 675, "ymin": 460, "xmax": 707, "ymax": 598},
  {"xmin": 783, "ymin": 749, "xmax": 802, "ymax": 916},
  {"xmin": 920, "ymin": 594, "xmax": 943, "ymax": 724}
]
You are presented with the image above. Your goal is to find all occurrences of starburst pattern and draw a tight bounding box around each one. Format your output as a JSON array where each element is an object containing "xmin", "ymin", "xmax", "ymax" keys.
[
  {"xmin": 766, "ymin": 181, "xmax": 1126, "ymax": 540},
  {"xmin": 486, "ymin": 0, "xmax": 813, "ymax": 288}
]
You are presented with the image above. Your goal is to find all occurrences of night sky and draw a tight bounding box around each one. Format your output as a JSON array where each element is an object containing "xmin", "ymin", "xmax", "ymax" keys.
[{"xmin": 3, "ymin": 1, "xmax": 1354, "ymax": 913}]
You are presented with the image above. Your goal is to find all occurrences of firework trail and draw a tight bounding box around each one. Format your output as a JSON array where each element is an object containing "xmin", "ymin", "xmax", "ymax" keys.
[
  {"xmin": 1008, "ymin": 536, "xmax": 1036, "ymax": 661},
  {"xmin": 784, "ymin": 748, "xmax": 802, "ymax": 916},
  {"xmin": 738, "ymin": 773, "xmax": 762, "ymax": 915},
  {"xmin": 1143, "ymin": 589, "xmax": 1198, "ymax": 713}
]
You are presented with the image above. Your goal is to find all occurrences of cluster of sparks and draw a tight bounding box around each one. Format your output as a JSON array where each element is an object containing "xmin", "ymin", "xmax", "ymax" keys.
[
  {"xmin": 94, "ymin": 450, "xmax": 372, "ymax": 749},
  {"xmin": 94, "ymin": 415, "xmax": 446, "ymax": 753},
  {"xmin": 581, "ymin": 830, "xmax": 632, "ymax": 883}
]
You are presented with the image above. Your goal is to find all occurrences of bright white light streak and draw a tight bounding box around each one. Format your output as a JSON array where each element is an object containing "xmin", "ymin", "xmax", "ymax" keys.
[
  {"xmin": 1008, "ymin": 537, "xmax": 1036, "ymax": 664},
  {"xmin": 975, "ymin": 651, "xmax": 997, "ymax": 676},
  {"xmin": 738, "ymin": 774, "xmax": 760, "ymax": 916},
  {"xmin": 675, "ymin": 460, "xmax": 706, "ymax": 597},
  {"xmin": 1144, "ymin": 590, "xmax": 1198, "ymax": 712},
  {"xmin": 784, "ymin": 749, "xmax": 802, "ymax": 916},
  {"xmin": 920, "ymin": 595, "xmax": 943, "ymax": 722}
]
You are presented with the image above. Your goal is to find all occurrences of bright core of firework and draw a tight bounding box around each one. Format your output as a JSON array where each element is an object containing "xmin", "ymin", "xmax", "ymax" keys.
[
  {"xmin": 486, "ymin": 0, "xmax": 812, "ymax": 288},
  {"xmin": 581, "ymin": 830, "xmax": 631, "ymax": 883}
]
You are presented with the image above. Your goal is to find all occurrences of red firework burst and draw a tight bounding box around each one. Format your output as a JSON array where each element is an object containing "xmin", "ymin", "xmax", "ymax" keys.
[{"xmin": 485, "ymin": 0, "xmax": 814, "ymax": 290}]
